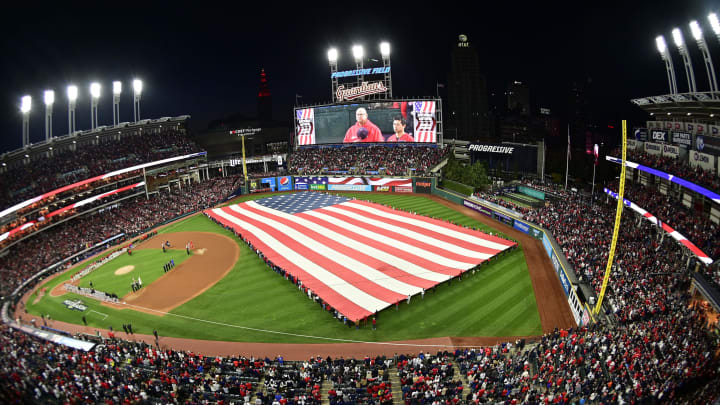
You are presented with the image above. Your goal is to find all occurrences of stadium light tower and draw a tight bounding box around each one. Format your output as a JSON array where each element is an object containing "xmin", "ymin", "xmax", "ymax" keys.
[
  {"xmin": 90, "ymin": 82, "xmax": 101, "ymax": 129},
  {"xmin": 133, "ymin": 79, "xmax": 142, "ymax": 122},
  {"xmin": 352, "ymin": 44, "xmax": 364, "ymax": 91},
  {"xmin": 328, "ymin": 48, "xmax": 339, "ymax": 101},
  {"xmin": 112, "ymin": 81, "xmax": 122, "ymax": 125},
  {"xmin": 656, "ymin": 35, "xmax": 678, "ymax": 94},
  {"xmin": 44, "ymin": 90, "xmax": 54, "ymax": 141},
  {"xmin": 380, "ymin": 42, "xmax": 393, "ymax": 98},
  {"xmin": 21, "ymin": 95, "xmax": 31, "ymax": 147},
  {"xmin": 709, "ymin": 13, "xmax": 720, "ymax": 42},
  {"xmin": 67, "ymin": 85, "xmax": 77, "ymax": 135},
  {"xmin": 672, "ymin": 28, "xmax": 697, "ymax": 92},
  {"xmin": 690, "ymin": 20, "xmax": 719, "ymax": 95}
]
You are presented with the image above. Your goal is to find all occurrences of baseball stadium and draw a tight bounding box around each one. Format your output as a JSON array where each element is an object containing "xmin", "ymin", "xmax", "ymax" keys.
[{"xmin": 3, "ymin": 20, "xmax": 720, "ymax": 405}]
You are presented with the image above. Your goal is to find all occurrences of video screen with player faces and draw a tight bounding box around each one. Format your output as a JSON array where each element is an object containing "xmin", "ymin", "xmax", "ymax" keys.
[{"xmin": 295, "ymin": 100, "xmax": 437, "ymax": 145}]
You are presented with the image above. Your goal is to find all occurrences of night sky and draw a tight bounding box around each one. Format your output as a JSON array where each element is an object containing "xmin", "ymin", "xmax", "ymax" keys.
[{"xmin": 0, "ymin": 1, "xmax": 715, "ymax": 154}]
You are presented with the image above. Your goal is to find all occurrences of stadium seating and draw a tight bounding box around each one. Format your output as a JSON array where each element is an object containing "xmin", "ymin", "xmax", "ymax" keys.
[
  {"xmin": 2, "ymin": 145, "xmax": 720, "ymax": 403},
  {"xmin": 288, "ymin": 145, "xmax": 447, "ymax": 176}
]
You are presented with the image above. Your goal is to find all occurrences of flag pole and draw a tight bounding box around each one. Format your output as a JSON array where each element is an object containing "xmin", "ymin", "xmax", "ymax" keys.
[{"xmin": 565, "ymin": 125, "xmax": 570, "ymax": 190}]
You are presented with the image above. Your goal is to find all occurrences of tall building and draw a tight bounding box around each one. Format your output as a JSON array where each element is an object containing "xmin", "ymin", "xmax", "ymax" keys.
[
  {"xmin": 257, "ymin": 68, "xmax": 272, "ymax": 123},
  {"xmin": 507, "ymin": 80, "xmax": 530, "ymax": 116},
  {"xmin": 448, "ymin": 34, "xmax": 490, "ymax": 141}
]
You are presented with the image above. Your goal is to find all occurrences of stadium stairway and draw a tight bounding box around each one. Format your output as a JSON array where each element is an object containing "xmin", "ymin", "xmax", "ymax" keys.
[
  {"xmin": 388, "ymin": 370, "xmax": 404, "ymax": 405},
  {"xmin": 320, "ymin": 379, "xmax": 332, "ymax": 405},
  {"xmin": 451, "ymin": 360, "xmax": 470, "ymax": 401}
]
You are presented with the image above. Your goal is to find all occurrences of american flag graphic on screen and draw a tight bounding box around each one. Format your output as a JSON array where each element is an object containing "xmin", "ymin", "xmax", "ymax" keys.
[
  {"xmin": 413, "ymin": 101, "xmax": 437, "ymax": 143},
  {"xmin": 206, "ymin": 192, "xmax": 515, "ymax": 322},
  {"xmin": 296, "ymin": 108, "xmax": 315, "ymax": 145}
]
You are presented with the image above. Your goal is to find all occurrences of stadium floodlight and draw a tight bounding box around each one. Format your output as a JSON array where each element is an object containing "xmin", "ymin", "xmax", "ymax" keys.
[
  {"xmin": 90, "ymin": 82, "xmax": 100, "ymax": 129},
  {"xmin": 690, "ymin": 20, "xmax": 703, "ymax": 40},
  {"xmin": 133, "ymin": 79, "xmax": 142, "ymax": 122},
  {"xmin": 67, "ymin": 85, "xmax": 77, "ymax": 135},
  {"xmin": 656, "ymin": 35, "xmax": 678, "ymax": 94},
  {"xmin": 21, "ymin": 95, "xmax": 31, "ymax": 147},
  {"xmin": 133, "ymin": 79, "xmax": 142, "ymax": 95},
  {"xmin": 67, "ymin": 85, "xmax": 78, "ymax": 101},
  {"xmin": 112, "ymin": 81, "xmax": 122, "ymax": 125},
  {"xmin": 710, "ymin": 13, "xmax": 720, "ymax": 38},
  {"xmin": 352, "ymin": 45, "xmax": 363, "ymax": 61},
  {"xmin": 672, "ymin": 28, "xmax": 684, "ymax": 48},
  {"xmin": 44, "ymin": 90, "xmax": 54, "ymax": 141},
  {"xmin": 327, "ymin": 48, "xmax": 338, "ymax": 63},
  {"xmin": 690, "ymin": 20, "xmax": 719, "ymax": 94},
  {"xmin": 90, "ymin": 82, "xmax": 101, "ymax": 99},
  {"xmin": 20, "ymin": 95, "xmax": 31, "ymax": 113},
  {"xmin": 671, "ymin": 28, "xmax": 697, "ymax": 92},
  {"xmin": 656, "ymin": 35, "xmax": 667, "ymax": 54},
  {"xmin": 380, "ymin": 42, "xmax": 390, "ymax": 57}
]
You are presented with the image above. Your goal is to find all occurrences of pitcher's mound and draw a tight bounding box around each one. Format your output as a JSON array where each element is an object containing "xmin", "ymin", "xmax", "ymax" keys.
[
  {"xmin": 115, "ymin": 265, "xmax": 135, "ymax": 275},
  {"xmin": 194, "ymin": 248, "xmax": 207, "ymax": 255}
]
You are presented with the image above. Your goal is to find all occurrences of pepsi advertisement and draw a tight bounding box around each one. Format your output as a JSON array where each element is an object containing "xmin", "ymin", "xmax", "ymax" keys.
[{"xmin": 277, "ymin": 176, "xmax": 293, "ymax": 191}]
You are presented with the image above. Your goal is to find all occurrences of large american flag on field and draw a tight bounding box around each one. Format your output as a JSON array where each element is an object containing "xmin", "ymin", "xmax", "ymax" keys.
[
  {"xmin": 413, "ymin": 101, "xmax": 437, "ymax": 143},
  {"xmin": 296, "ymin": 108, "xmax": 315, "ymax": 145},
  {"xmin": 206, "ymin": 192, "xmax": 515, "ymax": 321}
]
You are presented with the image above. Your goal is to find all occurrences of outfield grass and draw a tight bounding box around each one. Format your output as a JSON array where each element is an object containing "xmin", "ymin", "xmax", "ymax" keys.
[{"xmin": 27, "ymin": 192, "xmax": 542, "ymax": 342}]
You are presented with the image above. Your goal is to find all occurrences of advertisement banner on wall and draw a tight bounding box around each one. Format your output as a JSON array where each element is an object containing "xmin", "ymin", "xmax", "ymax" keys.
[
  {"xmin": 276, "ymin": 176, "xmax": 293, "ymax": 191},
  {"xmin": 689, "ymin": 150, "xmax": 716, "ymax": 172},
  {"xmin": 644, "ymin": 142, "xmax": 662, "ymax": 156},
  {"xmin": 463, "ymin": 199, "xmax": 493, "ymax": 217},
  {"xmin": 294, "ymin": 176, "xmax": 328, "ymax": 190},
  {"xmin": 493, "ymin": 211, "xmax": 513, "ymax": 226},
  {"xmin": 697, "ymin": 134, "xmax": 720, "ymax": 154},
  {"xmin": 627, "ymin": 139, "xmax": 638, "ymax": 150},
  {"xmin": 650, "ymin": 130, "xmax": 669, "ymax": 143},
  {"xmin": 542, "ymin": 233, "xmax": 553, "ymax": 258},
  {"xmin": 634, "ymin": 128, "xmax": 648, "ymax": 141},
  {"xmin": 414, "ymin": 177, "xmax": 433, "ymax": 194},
  {"xmin": 260, "ymin": 177, "xmax": 277, "ymax": 192},
  {"xmin": 710, "ymin": 125, "xmax": 720, "ymax": 137},
  {"xmin": 394, "ymin": 186, "xmax": 413, "ymax": 193},
  {"xmin": 672, "ymin": 131, "xmax": 692, "ymax": 148},
  {"xmin": 549, "ymin": 249, "xmax": 571, "ymax": 296},
  {"xmin": 514, "ymin": 219, "xmax": 545, "ymax": 240},
  {"xmin": 374, "ymin": 185, "xmax": 391, "ymax": 192},
  {"xmin": 328, "ymin": 184, "xmax": 372, "ymax": 191},
  {"xmin": 513, "ymin": 220, "xmax": 530, "ymax": 234},
  {"xmin": 662, "ymin": 144, "xmax": 680, "ymax": 158}
]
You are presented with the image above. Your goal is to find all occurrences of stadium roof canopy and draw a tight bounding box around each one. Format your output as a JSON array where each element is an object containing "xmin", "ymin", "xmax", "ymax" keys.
[{"xmin": 631, "ymin": 91, "xmax": 720, "ymax": 117}]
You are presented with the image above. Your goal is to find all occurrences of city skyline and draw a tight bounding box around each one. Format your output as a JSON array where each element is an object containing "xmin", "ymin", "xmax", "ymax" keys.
[{"xmin": 0, "ymin": 2, "xmax": 715, "ymax": 154}]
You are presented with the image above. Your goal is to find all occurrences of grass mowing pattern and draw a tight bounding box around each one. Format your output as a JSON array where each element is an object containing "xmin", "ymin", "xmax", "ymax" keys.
[{"xmin": 27, "ymin": 192, "xmax": 542, "ymax": 343}]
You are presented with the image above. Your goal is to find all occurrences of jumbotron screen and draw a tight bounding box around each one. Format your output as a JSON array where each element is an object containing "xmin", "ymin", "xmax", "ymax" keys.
[{"xmin": 295, "ymin": 100, "xmax": 437, "ymax": 145}]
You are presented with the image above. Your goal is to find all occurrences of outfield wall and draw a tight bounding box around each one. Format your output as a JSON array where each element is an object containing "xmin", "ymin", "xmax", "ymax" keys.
[{"xmin": 434, "ymin": 187, "xmax": 594, "ymax": 326}]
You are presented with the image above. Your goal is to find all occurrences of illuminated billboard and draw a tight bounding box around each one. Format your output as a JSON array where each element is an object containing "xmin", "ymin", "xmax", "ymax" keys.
[{"xmin": 295, "ymin": 100, "xmax": 437, "ymax": 145}]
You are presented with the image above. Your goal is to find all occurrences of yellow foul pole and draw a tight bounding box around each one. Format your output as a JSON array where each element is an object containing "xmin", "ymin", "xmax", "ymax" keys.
[{"xmin": 593, "ymin": 120, "xmax": 627, "ymax": 316}]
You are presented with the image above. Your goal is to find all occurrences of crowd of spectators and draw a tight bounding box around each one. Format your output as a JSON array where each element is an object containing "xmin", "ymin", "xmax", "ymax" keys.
[
  {"xmin": 0, "ymin": 129, "xmax": 202, "ymax": 212},
  {"xmin": 0, "ymin": 175, "xmax": 242, "ymax": 298},
  {"xmin": 2, "ymin": 144, "xmax": 720, "ymax": 402},
  {"xmin": 288, "ymin": 145, "xmax": 447, "ymax": 176},
  {"xmin": 610, "ymin": 148, "xmax": 720, "ymax": 193},
  {"xmin": 327, "ymin": 356, "xmax": 392, "ymax": 405},
  {"xmin": 603, "ymin": 179, "xmax": 720, "ymax": 261}
]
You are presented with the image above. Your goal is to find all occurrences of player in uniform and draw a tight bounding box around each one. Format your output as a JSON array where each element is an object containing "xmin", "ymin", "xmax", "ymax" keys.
[
  {"xmin": 343, "ymin": 108, "xmax": 384, "ymax": 143},
  {"xmin": 385, "ymin": 116, "xmax": 414, "ymax": 142}
]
